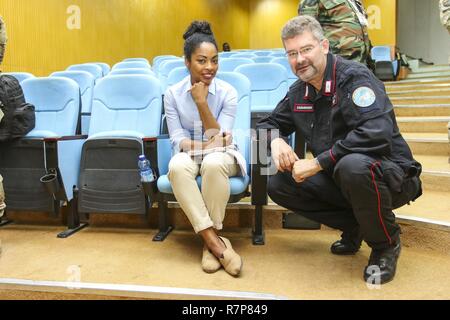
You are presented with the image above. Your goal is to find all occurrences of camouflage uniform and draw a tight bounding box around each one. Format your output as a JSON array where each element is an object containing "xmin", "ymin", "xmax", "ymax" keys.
[
  {"xmin": 298, "ymin": 0, "xmax": 371, "ymax": 65},
  {"xmin": 0, "ymin": 174, "xmax": 5, "ymax": 217},
  {"xmin": 440, "ymin": 0, "xmax": 450, "ymax": 33},
  {"xmin": 0, "ymin": 15, "xmax": 7, "ymax": 65}
]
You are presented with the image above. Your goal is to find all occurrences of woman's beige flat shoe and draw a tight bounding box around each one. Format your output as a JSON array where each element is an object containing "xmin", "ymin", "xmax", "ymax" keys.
[
  {"xmin": 202, "ymin": 245, "xmax": 222, "ymax": 273},
  {"xmin": 218, "ymin": 237, "xmax": 243, "ymax": 277}
]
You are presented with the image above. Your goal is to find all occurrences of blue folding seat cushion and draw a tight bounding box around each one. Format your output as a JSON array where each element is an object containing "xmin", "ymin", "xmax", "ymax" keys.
[
  {"xmin": 157, "ymin": 72, "xmax": 251, "ymax": 196},
  {"xmin": 219, "ymin": 58, "xmax": 254, "ymax": 72},
  {"xmin": 88, "ymin": 74, "xmax": 162, "ymax": 140},
  {"xmin": 235, "ymin": 63, "xmax": 288, "ymax": 112},
  {"xmin": 21, "ymin": 77, "xmax": 80, "ymax": 138}
]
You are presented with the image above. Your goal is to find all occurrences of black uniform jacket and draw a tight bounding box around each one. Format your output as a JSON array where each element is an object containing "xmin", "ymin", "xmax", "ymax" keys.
[{"xmin": 257, "ymin": 53, "xmax": 421, "ymax": 177}]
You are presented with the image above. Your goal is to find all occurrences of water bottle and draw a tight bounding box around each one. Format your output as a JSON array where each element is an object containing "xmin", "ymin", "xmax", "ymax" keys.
[{"xmin": 138, "ymin": 155, "xmax": 155, "ymax": 183}]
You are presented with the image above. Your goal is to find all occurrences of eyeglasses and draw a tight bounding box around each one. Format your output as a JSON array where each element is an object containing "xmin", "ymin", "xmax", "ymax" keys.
[{"xmin": 285, "ymin": 42, "xmax": 321, "ymax": 60}]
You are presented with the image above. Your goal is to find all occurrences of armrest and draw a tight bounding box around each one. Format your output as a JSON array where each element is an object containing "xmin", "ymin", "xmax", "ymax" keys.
[{"xmin": 44, "ymin": 135, "xmax": 88, "ymax": 142}]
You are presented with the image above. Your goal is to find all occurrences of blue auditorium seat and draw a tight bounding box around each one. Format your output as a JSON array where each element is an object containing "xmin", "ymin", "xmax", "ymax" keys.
[
  {"xmin": 270, "ymin": 57, "xmax": 298, "ymax": 86},
  {"xmin": 92, "ymin": 62, "xmax": 111, "ymax": 76},
  {"xmin": 3, "ymin": 72, "xmax": 35, "ymax": 83},
  {"xmin": 152, "ymin": 55, "xmax": 179, "ymax": 73},
  {"xmin": 229, "ymin": 53, "xmax": 257, "ymax": 59},
  {"xmin": 166, "ymin": 66, "xmax": 189, "ymax": 88},
  {"xmin": 50, "ymin": 71, "xmax": 96, "ymax": 135},
  {"xmin": 123, "ymin": 58, "xmax": 150, "ymax": 65},
  {"xmin": 67, "ymin": 63, "xmax": 103, "ymax": 81},
  {"xmin": 219, "ymin": 58, "xmax": 254, "ymax": 72},
  {"xmin": 218, "ymin": 52, "xmax": 234, "ymax": 58},
  {"xmin": 253, "ymin": 51, "xmax": 272, "ymax": 57},
  {"xmin": 154, "ymin": 72, "xmax": 268, "ymax": 244},
  {"xmin": 108, "ymin": 68, "xmax": 155, "ymax": 76},
  {"xmin": 235, "ymin": 63, "xmax": 288, "ymax": 127},
  {"xmin": 0, "ymin": 77, "xmax": 86, "ymax": 237},
  {"xmin": 371, "ymin": 46, "xmax": 398, "ymax": 81},
  {"xmin": 252, "ymin": 56, "xmax": 273, "ymax": 63},
  {"xmin": 77, "ymin": 74, "xmax": 162, "ymax": 221},
  {"xmin": 112, "ymin": 61, "xmax": 150, "ymax": 70},
  {"xmin": 158, "ymin": 59, "xmax": 186, "ymax": 92},
  {"xmin": 269, "ymin": 52, "xmax": 286, "ymax": 58}
]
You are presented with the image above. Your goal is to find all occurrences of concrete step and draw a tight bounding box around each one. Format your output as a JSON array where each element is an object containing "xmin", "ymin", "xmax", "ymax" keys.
[
  {"xmin": 406, "ymin": 71, "xmax": 450, "ymax": 79},
  {"xmin": 387, "ymin": 88, "xmax": 450, "ymax": 97},
  {"xmin": 397, "ymin": 116, "xmax": 450, "ymax": 133},
  {"xmin": 386, "ymin": 83, "xmax": 450, "ymax": 93},
  {"xmin": 403, "ymin": 133, "xmax": 449, "ymax": 156},
  {"xmin": 420, "ymin": 171, "xmax": 450, "ymax": 192},
  {"xmin": 390, "ymin": 96, "xmax": 450, "ymax": 105},
  {"xmin": 410, "ymin": 65, "xmax": 450, "ymax": 73},
  {"xmin": 394, "ymin": 104, "xmax": 450, "ymax": 117},
  {"xmin": 384, "ymin": 77, "xmax": 450, "ymax": 86}
]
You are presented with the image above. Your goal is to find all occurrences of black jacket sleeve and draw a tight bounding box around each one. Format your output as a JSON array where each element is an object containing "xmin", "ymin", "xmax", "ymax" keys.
[{"xmin": 316, "ymin": 73, "xmax": 394, "ymax": 172}]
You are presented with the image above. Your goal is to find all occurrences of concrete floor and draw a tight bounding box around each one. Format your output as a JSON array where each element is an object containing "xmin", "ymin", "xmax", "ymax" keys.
[{"xmin": 1, "ymin": 223, "xmax": 450, "ymax": 300}]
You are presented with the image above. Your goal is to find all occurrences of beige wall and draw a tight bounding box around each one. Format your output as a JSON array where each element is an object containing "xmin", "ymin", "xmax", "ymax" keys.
[
  {"xmin": 0, "ymin": 0, "xmax": 397, "ymax": 75},
  {"xmin": 0, "ymin": 0, "xmax": 249, "ymax": 76}
]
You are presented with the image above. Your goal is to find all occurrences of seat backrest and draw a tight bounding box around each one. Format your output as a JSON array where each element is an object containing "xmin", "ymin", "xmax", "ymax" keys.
[
  {"xmin": 21, "ymin": 77, "xmax": 80, "ymax": 137},
  {"xmin": 253, "ymin": 51, "xmax": 272, "ymax": 57},
  {"xmin": 269, "ymin": 52, "xmax": 286, "ymax": 58},
  {"xmin": 270, "ymin": 57, "xmax": 297, "ymax": 86},
  {"xmin": 112, "ymin": 61, "xmax": 150, "ymax": 70},
  {"xmin": 235, "ymin": 63, "xmax": 288, "ymax": 109},
  {"xmin": 166, "ymin": 66, "xmax": 189, "ymax": 88},
  {"xmin": 92, "ymin": 62, "xmax": 111, "ymax": 76},
  {"xmin": 158, "ymin": 59, "xmax": 186, "ymax": 91},
  {"xmin": 252, "ymin": 56, "xmax": 273, "ymax": 63},
  {"xmin": 371, "ymin": 46, "xmax": 391, "ymax": 62},
  {"xmin": 4, "ymin": 72, "xmax": 35, "ymax": 83},
  {"xmin": 216, "ymin": 72, "xmax": 251, "ymax": 170},
  {"xmin": 123, "ymin": 58, "xmax": 150, "ymax": 65},
  {"xmin": 152, "ymin": 55, "xmax": 179, "ymax": 73},
  {"xmin": 108, "ymin": 68, "xmax": 155, "ymax": 76},
  {"xmin": 89, "ymin": 75, "xmax": 162, "ymax": 137},
  {"xmin": 67, "ymin": 63, "xmax": 103, "ymax": 80},
  {"xmin": 230, "ymin": 53, "xmax": 257, "ymax": 59},
  {"xmin": 219, "ymin": 58, "xmax": 254, "ymax": 72},
  {"xmin": 218, "ymin": 51, "xmax": 234, "ymax": 58},
  {"xmin": 50, "ymin": 71, "xmax": 95, "ymax": 115}
]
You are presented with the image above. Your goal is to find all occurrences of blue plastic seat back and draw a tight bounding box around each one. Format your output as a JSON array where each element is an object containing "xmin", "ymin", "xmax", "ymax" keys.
[
  {"xmin": 235, "ymin": 63, "xmax": 288, "ymax": 112},
  {"xmin": 67, "ymin": 63, "xmax": 103, "ymax": 80},
  {"xmin": 253, "ymin": 51, "xmax": 272, "ymax": 57},
  {"xmin": 89, "ymin": 74, "xmax": 162, "ymax": 138},
  {"xmin": 219, "ymin": 58, "xmax": 254, "ymax": 72},
  {"xmin": 4, "ymin": 72, "xmax": 35, "ymax": 83},
  {"xmin": 166, "ymin": 67, "xmax": 190, "ymax": 88},
  {"xmin": 91, "ymin": 62, "xmax": 111, "ymax": 76},
  {"xmin": 50, "ymin": 71, "xmax": 95, "ymax": 114},
  {"xmin": 271, "ymin": 57, "xmax": 297, "ymax": 86},
  {"xmin": 21, "ymin": 77, "xmax": 80, "ymax": 137},
  {"xmin": 123, "ymin": 58, "xmax": 150, "ymax": 65},
  {"xmin": 216, "ymin": 72, "xmax": 251, "ymax": 172},
  {"xmin": 112, "ymin": 61, "xmax": 150, "ymax": 70},
  {"xmin": 230, "ymin": 53, "xmax": 257, "ymax": 59},
  {"xmin": 158, "ymin": 59, "xmax": 186, "ymax": 91},
  {"xmin": 253, "ymin": 56, "xmax": 273, "ymax": 63},
  {"xmin": 108, "ymin": 68, "xmax": 155, "ymax": 76},
  {"xmin": 152, "ymin": 55, "xmax": 179, "ymax": 73},
  {"xmin": 269, "ymin": 52, "xmax": 286, "ymax": 58},
  {"xmin": 371, "ymin": 46, "xmax": 391, "ymax": 62},
  {"xmin": 218, "ymin": 52, "xmax": 234, "ymax": 58}
]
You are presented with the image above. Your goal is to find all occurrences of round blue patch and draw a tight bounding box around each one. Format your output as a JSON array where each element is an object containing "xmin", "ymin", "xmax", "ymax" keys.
[{"xmin": 352, "ymin": 86, "xmax": 376, "ymax": 108}]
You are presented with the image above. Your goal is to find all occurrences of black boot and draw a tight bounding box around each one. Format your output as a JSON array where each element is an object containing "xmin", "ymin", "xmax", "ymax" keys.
[
  {"xmin": 330, "ymin": 228, "xmax": 363, "ymax": 255},
  {"xmin": 363, "ymin": 241, "xmax": 401, "ymax": 285}
]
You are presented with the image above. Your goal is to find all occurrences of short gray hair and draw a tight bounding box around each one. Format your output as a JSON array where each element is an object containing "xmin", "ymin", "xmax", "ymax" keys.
[{"xmin": 281, "ymin": 15, "xmax": 325, "ymax": 42}]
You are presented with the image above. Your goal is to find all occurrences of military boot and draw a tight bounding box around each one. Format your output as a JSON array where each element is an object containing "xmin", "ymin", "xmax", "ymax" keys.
[{"xmin": 330, "ymin": 228, "xmax": 363, "ymax": 255}]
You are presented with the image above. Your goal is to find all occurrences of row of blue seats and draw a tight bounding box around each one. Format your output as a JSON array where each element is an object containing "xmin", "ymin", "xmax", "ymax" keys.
[{"xmin": 0, "ymin": 72, "xmax": 271, "ymax": 244}]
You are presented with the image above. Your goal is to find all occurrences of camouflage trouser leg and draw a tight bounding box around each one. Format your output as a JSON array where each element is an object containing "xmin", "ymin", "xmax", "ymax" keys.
[{"xmin": 0, "ymin": 175, "xmax": 5, "ymax": 217}]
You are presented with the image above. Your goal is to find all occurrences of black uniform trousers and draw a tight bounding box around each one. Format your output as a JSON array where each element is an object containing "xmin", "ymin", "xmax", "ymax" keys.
[{"xmin": 268, "ymin": 153, "xmax": 421, "ymax": 250}]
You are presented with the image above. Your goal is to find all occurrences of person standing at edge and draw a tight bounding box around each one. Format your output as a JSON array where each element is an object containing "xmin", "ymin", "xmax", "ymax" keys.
[
  {"xmin": 298, "ymin": 0, "xmax": 372, "ymax": 66},
  {"xmin": 257, "ymin": 16, "xmax": 422, "ymax": 284}
]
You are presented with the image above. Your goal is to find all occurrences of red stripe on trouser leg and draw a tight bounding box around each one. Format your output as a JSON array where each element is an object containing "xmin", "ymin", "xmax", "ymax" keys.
[{"xmin": 370, "ymin": 161, "xmax": 392, "ymax": 245}]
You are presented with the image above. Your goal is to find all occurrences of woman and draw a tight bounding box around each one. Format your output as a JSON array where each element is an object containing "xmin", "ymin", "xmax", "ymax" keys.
[{"xmin": 164, "ymin": 21, "xmax": 243, "ymax": 276}]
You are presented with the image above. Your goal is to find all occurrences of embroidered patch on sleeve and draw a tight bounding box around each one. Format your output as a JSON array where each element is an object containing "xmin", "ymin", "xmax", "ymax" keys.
[{"xmin": 352, "ymin": 86, "xmax": 376, "ymax": 108}]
